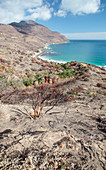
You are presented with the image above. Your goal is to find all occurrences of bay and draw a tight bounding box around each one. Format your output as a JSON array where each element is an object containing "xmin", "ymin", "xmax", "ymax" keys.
[{"xmin": 39, "ymin": 40, "xmax": 106, "ymax": 68}]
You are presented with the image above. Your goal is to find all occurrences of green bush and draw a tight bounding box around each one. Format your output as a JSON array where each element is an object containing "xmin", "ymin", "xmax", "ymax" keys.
[
  {"xmin": 57, "ymin": 70, "xmax": 76, "ymax": 78},
  {"xmin": 29, "ymin": 53, "xmax": 33, "ymax": 56},
  {"xmin": 24, "ymin": 78, "xmax": 33, "ymax": 86},
  {"xmin": 43, "ymin": 72, "xmax": 48, "ymax": 75},
  {"xmin": 27, "ymin": 72, "xmax": 34, "ymax": 79},
  {"xmin": 60, "ymin": 63, "xmax": 71, "ymax": 71},
  {"xmin": 35, "ymin": 73, "xmax": 43, "ymax": 83},
  {"xmin": 1, "ymin": 65, "xmax": 5, "ymax": 69}
]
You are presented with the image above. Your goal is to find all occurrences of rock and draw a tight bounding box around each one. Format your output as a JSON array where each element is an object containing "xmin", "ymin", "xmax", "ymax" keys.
[
  {"xmin": 34, "ymin": 81, "xmax": 39, "ymax": 86},
  {"xmin": 97, "ymin": 83, "xmax": 103, "ymax": 87}
]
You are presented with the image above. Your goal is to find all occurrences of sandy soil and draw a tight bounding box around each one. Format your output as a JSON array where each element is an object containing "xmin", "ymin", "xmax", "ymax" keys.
[
  {"xmin": 1, "ymin": 21, "xmax": 105, "ymax": 169},
  {"xmin": 0, "ymin": 64, "xmax": 106, "ymax": 169}
]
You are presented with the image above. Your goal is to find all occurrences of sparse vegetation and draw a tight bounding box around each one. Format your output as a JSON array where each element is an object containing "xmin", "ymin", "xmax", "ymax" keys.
[
  {"xmin": 57, "ymin": 69, "xmax": 76, "ymax": 78},
  {"xmin": 1, "ymin": 65, "xmax": 5, "ymax": 69},
  {"xmin": 23, "ymin": 78, "xmax": 33, "ymax": 86},
  {"xmin": 28, "ymin": 53, "xmax": 33, "ymax": 56},
  {"xmin": 35, "ymin": 73, "xmax": 43, "ymax": 83},
  {"xmin": 0, "ymin": 20, "xmax": 106, "ymax": 170},
  {"xmin": 0, "ymin": 59, "xmax": 106, "ymax": 170}
]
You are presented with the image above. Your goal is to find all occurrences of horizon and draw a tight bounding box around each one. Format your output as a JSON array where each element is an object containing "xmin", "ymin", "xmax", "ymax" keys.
[
  {"xmin": 0, "ymin": 0, "xmax": 106, "ymax": 40},
  {"xmin": 68, "ymin": 39, "xmax": 106, "ymax": 41},
  {"xmin": 64, "ymin": 32, "xmax": 106, "ymax": 40}
]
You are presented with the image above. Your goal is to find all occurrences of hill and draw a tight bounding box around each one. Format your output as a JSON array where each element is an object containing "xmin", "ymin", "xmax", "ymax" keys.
[
  {"xmin": 0, "ymin": 20, "xmax": 69, "ymax": 55},
  {"xmin": 10, "ymin": 20, "xmax": 69, "ymax": 44},
  {"xmin": 0, "ymin": 61, "xmax": 106, "ymax": 169},
  {"xmin": 0, "ymin": 20, "xmax": 105, "ymax": 170}
]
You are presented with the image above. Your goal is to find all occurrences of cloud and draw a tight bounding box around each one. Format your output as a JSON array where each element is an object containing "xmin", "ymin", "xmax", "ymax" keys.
[
  {"xmin": 60, "ymin": 0, "xmax": 101, "ymax": 15},
  {"xmin": 63, "ymin": 32, "xmax": 106, "ymax": 40},
  {"xmin": 52, "ymin": 0, "xmax": 58, "ymax": 6},
  {"xmin": 54, "ymin": 10, "xmax": 67, "ymax": 17},
  {"xmin": 0, "ymin": 0, "xmax": 52, "ymax": 24},
  {"xmin": 26, "ymin": 6, "xmax": 53, "ymax": 21},
  {"xmin": 0, "ymin": 0, "xmax": 103, "ymax": 24}
]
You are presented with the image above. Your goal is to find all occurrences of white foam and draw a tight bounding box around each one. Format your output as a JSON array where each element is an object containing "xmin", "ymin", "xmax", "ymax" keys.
[
  {"xmin": 44, "ymin": 44, "xmax": 51, "ymax": 50},
  {"xmin": 99, "ymin": 65, "xmax": 106, "ymax": 70},
  {"xmin": 38, "ymin": 54, "xmax": 106, "ymax": 69},
  {"xmin": 38, "ymin": 55, "xmax": 66, "ymax": 64},
  {"xmin": 103, "ymin": 65, "xmax": 106, "ymax": 69}
]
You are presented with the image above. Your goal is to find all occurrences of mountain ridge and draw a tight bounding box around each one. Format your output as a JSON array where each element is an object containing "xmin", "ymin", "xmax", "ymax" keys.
[
  {"xmin": 0, "ymin": 20, "xmax": 69, "ymax": 53},
  {"xmin": 9, "ymin": 20, "xmax": 69, "ymax": 44}
]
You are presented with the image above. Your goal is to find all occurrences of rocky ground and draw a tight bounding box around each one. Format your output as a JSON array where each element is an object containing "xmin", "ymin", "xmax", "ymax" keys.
[
  {"xmin": 1, "ymin": 20, "xmax": 105, "ymax": 169},
  {"xmin": 0, "ymin": 59, "xmax": 106, "ymax": 169}
]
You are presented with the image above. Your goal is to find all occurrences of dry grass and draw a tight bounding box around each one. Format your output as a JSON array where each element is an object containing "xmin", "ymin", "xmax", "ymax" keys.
[{"xmin": 0, "ymin": 110, "xmax": 3, "ymax": 116}]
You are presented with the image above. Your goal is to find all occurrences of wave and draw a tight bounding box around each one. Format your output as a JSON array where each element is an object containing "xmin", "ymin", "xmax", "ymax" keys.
[
  {"xmin": 41, "ymin": 51, "xmax": 58, "ymax": 57},
  {"xmin": 99, "ymin": 65, "xmax": 106, "ymax": 70},
  {"xmin": 38, "ymin": 55, "xmax": 66, "ymax": 64},
  {"xmin": 44, "ymin": 45, "xmax": 51, "ymax": 50},
  {"xmin": 103, "ymin": 65, "xmax": 106, "ymax": 70}
]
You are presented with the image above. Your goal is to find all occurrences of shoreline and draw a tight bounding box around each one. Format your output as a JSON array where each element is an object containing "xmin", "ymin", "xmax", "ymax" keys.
[
  {"xmin": 35, "ymin": 41, "xmax": 106, "ymax": 69},
  {"xmin": 36, "ymin": 47, "xmax": 106, "ymax": 70},
  {"xmin": 37, "ymin": 55, "xmax": 67, "ymax": 64},
  {"xmin": 32, "ymin": 43, "xmax": 50, "ymax": 58}
]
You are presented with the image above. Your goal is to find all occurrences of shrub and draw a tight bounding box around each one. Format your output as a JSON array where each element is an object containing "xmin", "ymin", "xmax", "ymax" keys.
[
  {"xmin": 60, "ymin": 63, "xmax": 72, "ymax": 71},
  {"xmin": 1, "ymin": 65, "xmax": 5, "ymax": 69},
  {"xmin": 36, "ymin": 50, "xmax": 39, "ymax": 53},
  {"xmin": 43, "ymin": 72, "xmax": 48, "ymax": 76},
  {"xmin": 29, "ymin": 53, "xmax": 33, "ymax": 56},
  {"xmin": 24, "ymin": 78, "xmax": 33, "ymax": 86},
  {"xmin": 35, "ymin": 73, "xmax": 43, "ymax": 83},
  {"xmin": 7, "ymin": 77, "xmax": 25, "ymax": 88},
  {"xmin": 27, "ymin": 72, "xmax": 34, "ymax": 79},
  {"xmin": 5, "ymin": 68, "xmax": 14, "ymax": 74},
  {"xmin": 57, "ymin": 70, "xmax": 76, "ymax": 78}
]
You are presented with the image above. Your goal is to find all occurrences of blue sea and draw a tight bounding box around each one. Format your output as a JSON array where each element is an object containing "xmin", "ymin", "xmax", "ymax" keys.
[{"xmin": 39, "ymin": 40, "xmax": 106, "ymax": 68}]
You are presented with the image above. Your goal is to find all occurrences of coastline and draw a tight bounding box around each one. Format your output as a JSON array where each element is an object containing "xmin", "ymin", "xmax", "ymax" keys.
[
  {"xmin": 32, "ymin": 44, "xmax": 66, "ymax": 64},
  {"xmin": 33, "ymin": 43, "xmax": 50, "ymax": 58},
  {"xmin": 36, "ymin": 42, "xmax": 106, "ymax": 69},
  {"xmin": 37, "ymin": 55, "xmax": 66, "ymax": 64},
  {"xmin": 35, "ymin": 43, "xmax": 67, "ymax": 64},
  {"xmin": 38, "ymin": 53, "xmax": 106, "ymax": 70}
]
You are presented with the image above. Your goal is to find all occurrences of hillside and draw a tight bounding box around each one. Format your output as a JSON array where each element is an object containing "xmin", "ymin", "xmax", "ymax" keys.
[
  {"xmin": 0, "ymin": 60, "xmax": 106, "ymax": 169},
  {"xmin": 0, "ymin": 20, "xmax": 69, "ymax": 56},
  {"xmin": 0, "ymin": 20, "xmax": 105, "ymax": 170},
  {"xmin": 10, "ymin": 20, "xmax": 69, "ymax": 44}
]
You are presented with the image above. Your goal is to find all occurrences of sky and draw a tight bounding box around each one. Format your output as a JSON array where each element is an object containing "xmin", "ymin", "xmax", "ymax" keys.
[{"xmin": 0, "ymin": 0, "xmax": 106, "ymax": 39}]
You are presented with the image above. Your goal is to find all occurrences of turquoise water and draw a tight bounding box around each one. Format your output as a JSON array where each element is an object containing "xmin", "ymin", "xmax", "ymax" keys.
[{"xmin": 40, "ymin": 40, "xmax": 106, "ymax": 67}]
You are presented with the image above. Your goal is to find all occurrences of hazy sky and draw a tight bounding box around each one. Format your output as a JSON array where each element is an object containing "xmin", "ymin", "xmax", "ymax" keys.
[{"xmin": 0, "ymin": 0, "xmax": 106, "ymax": 39}]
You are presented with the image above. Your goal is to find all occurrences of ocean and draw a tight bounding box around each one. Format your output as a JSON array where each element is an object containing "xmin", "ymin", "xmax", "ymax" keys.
[{"xmin": 39, "ymin": 40, "xmax": 106, "ymax": 68}]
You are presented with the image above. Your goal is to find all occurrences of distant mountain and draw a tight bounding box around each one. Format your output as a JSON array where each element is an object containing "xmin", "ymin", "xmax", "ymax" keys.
[
  {"xmin": 9, "ymin": 20, "xmax": 69, "ymax": 44},
  {"xmin": 0, "ymin": 20, "xmax": 69, "ymax": 53}
]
